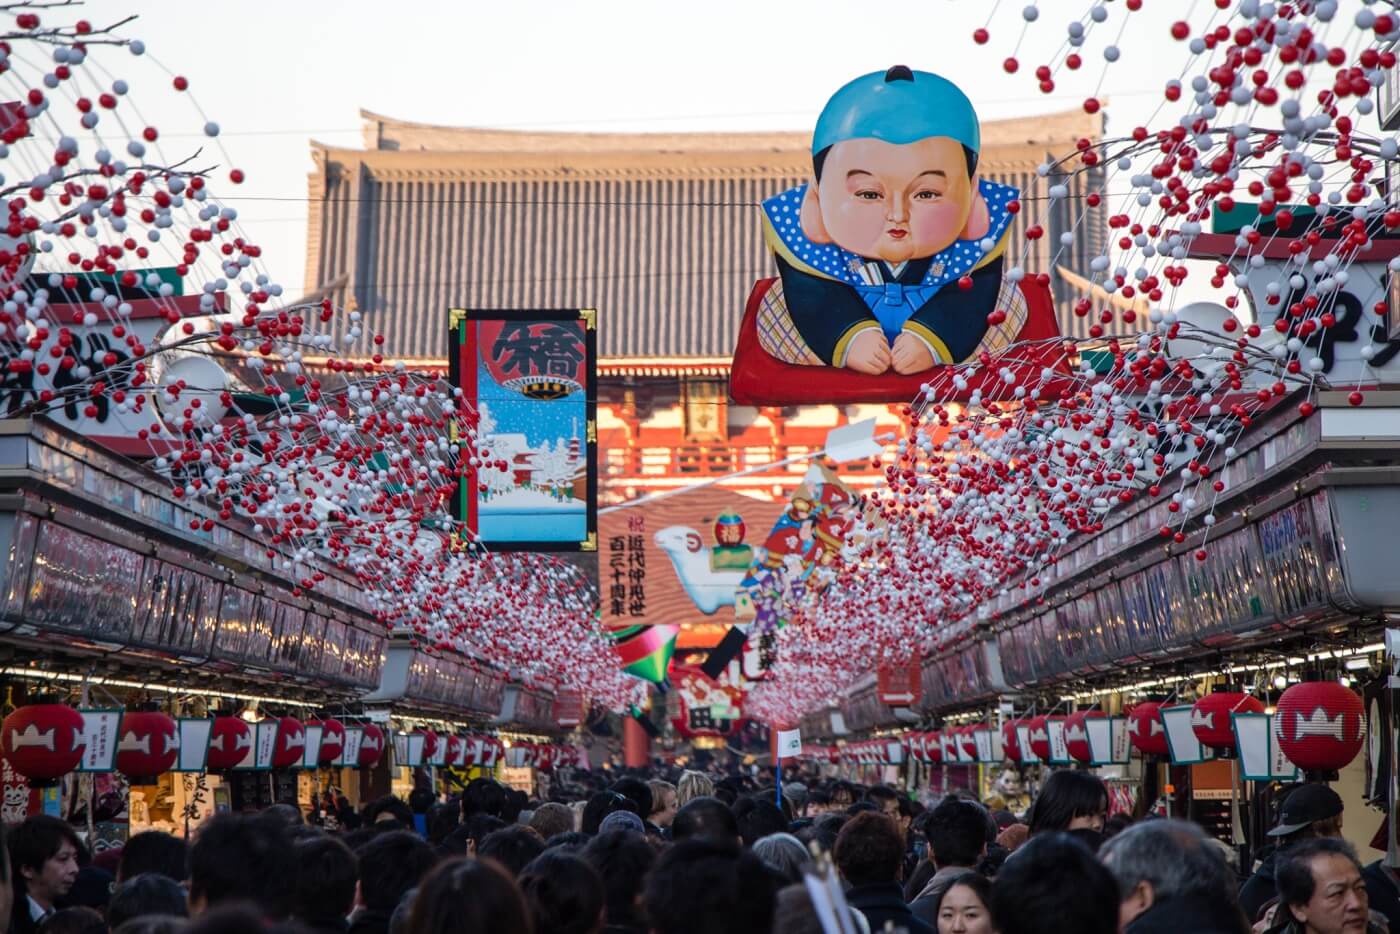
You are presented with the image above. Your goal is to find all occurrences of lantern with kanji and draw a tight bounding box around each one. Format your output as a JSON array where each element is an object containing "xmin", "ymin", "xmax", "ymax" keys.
[
  {"xmin": 117, "ymin": 710, "xmax": 179, "ymax": 783},
  {"xmin": 1, "ymin": 702, "xmax": 86, "ymax": 784},
  {"xmin": 1192, "ymin": 690, "xmax": 1263, "ymax": 752},
  {"xmin": 1128, "ymin": 702, "xmax": 1169, "ymax": 757},
  {"xmin": 272, "ymin": 717, "xmax": 306, "ymax": 769},
  {"xmin": 208, "ymin": 716, "xmax": 253, "ymax": 771},
  {"xmin": 1064, "ymin": 710, "xmax": 1104, "ymax": 764},
  {"xmin": 1274, "ymin": 681, "xmax": 1365, "ymax": 773},
  {"xmin": 1001, "ymin": 720, "xmax": 1022, "ymax": 763},
  {"xmin": 359, "ymin": 724, "xmax": 386, "ymax": 767},
  {"xmin": 714, "ymin": 512, "xmax": 746, "ymax": 547},
  {"xmin": 313, "ymin": 718, "xmax": 346, "ymax": 765}
]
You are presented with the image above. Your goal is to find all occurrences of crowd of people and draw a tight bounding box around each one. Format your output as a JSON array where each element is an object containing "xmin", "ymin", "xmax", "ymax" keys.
[{"xmin": 0, "ymin": 767, "xmax": 1393, "ymax": 934}]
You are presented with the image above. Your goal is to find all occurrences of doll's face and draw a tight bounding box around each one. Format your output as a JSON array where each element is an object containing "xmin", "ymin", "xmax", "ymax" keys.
[{"xmin": 806, "ymin": 136, "xmax": 974, "ymax": 264}]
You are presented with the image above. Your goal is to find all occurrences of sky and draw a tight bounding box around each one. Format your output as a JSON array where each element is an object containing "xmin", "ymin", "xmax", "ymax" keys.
[{"xmin": 110, "ymin": 0, "xmax": 1380, "ymax": 301}]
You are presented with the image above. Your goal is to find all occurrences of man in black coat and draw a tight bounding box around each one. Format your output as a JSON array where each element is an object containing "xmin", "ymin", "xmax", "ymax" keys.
[
  {"xmin": 833, "ymin": 811, "xmax": 933, "ymax": 934},
  {"xmin": 1099, "ymin": 818, "xmax": 1248, "ymax": 934}
]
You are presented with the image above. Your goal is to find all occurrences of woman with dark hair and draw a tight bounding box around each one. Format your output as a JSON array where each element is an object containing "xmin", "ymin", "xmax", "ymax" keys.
[
  {"xmin": 933, "ymin": 871, "xmax": 995, "ymax": 934},
  {"xmin": 1026, "ymin": 771, "xmax": 1109, "ymax": 836},
  {"xmin": 405, "ymin": 858, "xmax": 532, "ymax": 934},
  {"xmin": 518, "ymin": 851, "xmax": 604, "ymax": 934}
]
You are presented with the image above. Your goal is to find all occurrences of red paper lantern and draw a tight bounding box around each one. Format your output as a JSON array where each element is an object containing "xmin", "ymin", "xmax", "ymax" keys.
[
  {"xmin": 1128, "ymin": 702, "xmax": 1169, "ymax": 757},
  {"xmin": 1027, "ymin": 715, "xmax": 1053, "ymax": 761},
  {"xmin": 207, "ymin": 716, "xmax": 252, "ymax": 770},
  {"xmin": 272, "ymin": 717, "xmax": 306, "ymax": 769},
  {"xmin": 1274, "ymin": 681, "xmax": 1365, "ymax": 772},
  {"xmin": 923, "ymin": 731, "xmax": 943, "ymax": 765},
  {"xmin": 1064, "ymin": 710, "xmax": 1104, "ymax": 764},
  {"xmin": 445, "ymin": 734, "xmax": 464, "ymax": 766},
  {"xmin": 314, "ymin": 718, "xmax": 346, "ymax": 765},
  {"xmin": 1192, "ymin": 691, "xmax": 1263, "ymax": 750},
  {"xmin": 1001, "ymin": 720, "xmax": 1022, "ymax": 763},
  {"xmin": 358, "ymin": 724, "xmax": 386, "ymax": 767},
  {"xmin": 117, "ymin": 710, "xmax": 179, "ymax": 782},
  {"xmin": 417, "ymin": 729, "xmax": 439, "ymax": 763},
  {"xmin": 1, "ymin": 703, "xmax": 85, "ymax": 783},
  {"xmin": 957, "ymin": 725, "xmax": 979, "ymax": 761}
]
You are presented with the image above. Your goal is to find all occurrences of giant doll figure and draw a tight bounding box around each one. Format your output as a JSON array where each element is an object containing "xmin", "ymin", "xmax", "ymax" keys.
[{"xmin": 753, "ymin": 66, "xmax": 1028, "ymax": 377}]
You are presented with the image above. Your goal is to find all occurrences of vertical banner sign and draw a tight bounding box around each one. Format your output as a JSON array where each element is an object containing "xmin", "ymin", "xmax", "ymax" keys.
[
  {"xmin": 300, "ymin": 725, "xmax": 325, "ymax": 770},
  {"xmin": 1015, "ymin": 724, "xmax": 1041, "ymax": 764},
  {"xmin": 1232, "ymin": 713, "xmax": 1300, "ymax": 782},
  {"xmin": 1161, "ymin": 705, "xmax": 1210, "ymax": 765},
  {"xmin": 175, "ymin": 719, "xmax": 213, "ymax": 773},
  {"xmin": 406, "ymin": 733, "xmax": 427, "ymax": 767},
  {"xmin": 1047, "ymin": 718, "xmax": 1071, "ymax": 765},
  {"xmin": 450, "ymin": 308, "xmax": 598, "ymax": 552},
  {"xmin": 77, "ymin": 710, "xmax": 122, "ymax": 773},
  {"xmin": 252, "ymin": 720, "xmax": 279, "ymax": 770},
  {"xmin": 335, "ymin": 728, "xmax": 365, "ymax": 768}
]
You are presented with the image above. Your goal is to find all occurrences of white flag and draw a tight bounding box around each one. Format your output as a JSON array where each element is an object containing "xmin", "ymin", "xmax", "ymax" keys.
[{"xmin": 776, "ymin": 729, "xmax": 802, "ymax": 758}]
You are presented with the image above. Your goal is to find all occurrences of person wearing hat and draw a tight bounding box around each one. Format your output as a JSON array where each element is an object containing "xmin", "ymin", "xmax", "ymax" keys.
[
  {"xmin": 1240, "ymin": 784, "xmax": 1346, "ymax": 924},
  {"xmin": 755, "ymin": 66, "xmax": 1022, "ymax": 377}
]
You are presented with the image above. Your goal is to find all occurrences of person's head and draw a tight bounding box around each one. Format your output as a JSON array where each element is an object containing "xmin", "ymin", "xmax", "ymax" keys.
[
  {"xmin": 580, "ymin": 791, "xmax": 637, "ymax": 835},
  {"xmin": 10, "ymin": 817, "xmax": 82, "ymax": 908},
  {"xmin": 1275, "ymin": 837, "xmax": 1369, "ymax": 934},
  {"xmin": 783, "ymin": 783, "xmax": 809, "ymax": 819},
  {"xmin": 582, "ymin": 830, "xmax": 655, "ymax": 929},
  {"xmin": 112, "ymin": 917, "xmax": 188, "ymax": 934},
  {"xmin": 518, "ymin": 850, "xmax": 604, "ymax": 934},
  {"xmin": 408, "ymin": 788, "xmax": 435, "ymax": 817},
  {"xmin": 543, "ymin": 831, "xmax": 593, "ymax": 855},
  {"xmin": 609, "ymin": 778, "xmax": 653, "ymax": 822},
  {"xmin": 989, "ymin": 833, "xmax": 1118, "ymax": 934},
  {"xmin": 117, "ymin": 832, "xmax": 189, "ymax": 885},
  {"xmin": 1098, "ymin": 818, "xmax": 1236, "ymax": 930},
  {"xmin": 925, "ymin": 798, "xmax": 991, "ymax": 870},
  {"xmin": 107, "ymin": 873, "xmax": 189, "ymax": 928},
  {"xmin": 1027, "ymin": 770, "xmax": 1109, "ymax": 835},
  {"xmin": 828, "ymin": 781, "xmax": 856, "ymax": 810},
  {"xmin": 934, "ymin": 871, "xmax": 994, "ymax": 934},
  {"xmin": 733, "ymin": 797, "xmax": 790, "ymax": 848},
  {"xmin": 805, "ymin": 789, "xmax": 832, "ymax": 816},
  {"xmin": 751, "ymin": 833, "xmax": 810, "ymax": 884},
  {"xmin": 804, "ymin": 68, "xmax": 982, "ymax": 264},
  {"xmin": 647, "ymin": 780, "xmax": 678, "ymax": 828},
  {"xmin": 407, "ymin": 857, "xmax": 532, "ymax": 934},
  {"xmin": 527, "ymin": 803, "xmax": 574, "ymax": 841},
  {"xmin": 187, "ymin": 813, "xmax": 295, "ymax": 918},
  {"xmin": 864, "ymin": 785, "xmax": 900, "ymax": 821},
  {"xmin": 354, "ymin": 829, "xmax": 438, "ymax": 913},
  {"xmin": 291, "ymin": 835, "xmax": 357, "ymax": 925},
  {"xmin": 675, "ymin": 770, "xmax": 714, "ymax": 808},
  {"xmin": 670, "ymin": 796, "xmax": 741, "ymax": 845},
  {"xmin": 36, "ymin": 907, "xmax": 105, "ymax": 934},
  {"xmin": 807, "ymin": 813, "xmax": 847, "ymax": 855},
  {"xmin": 461, "ymin": 779, "xmax": 508, "ymax": 821},
  {"xmin": 832, "ymin": 812, "xmax": 904, "ymax": 887},
  {"xmin": 260, "ymin": 804, "xmax": 303, "ymax": 828},
  {"xmin": 476, "ymin": 827, "xmax": 546, "ymax": 878},
  {"xmin": 1269, "ymin": 783, "xmax": 1346, "ymax": 845},
  {"xmin": 368, "ymin": 796, "xmax": 413, "ymax": 827},
  {"xmin": 643, "ymin": 839, "xmax": 776, "ymax": 934}
]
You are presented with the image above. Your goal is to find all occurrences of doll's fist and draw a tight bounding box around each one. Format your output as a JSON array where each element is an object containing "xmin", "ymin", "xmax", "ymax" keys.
[
  {"xmin": 844, "ymin": 330, "xmax": 892, "ymax": 374},
  {"xmin": 891, "ymin": 332, "xmax": 935, "ymax": 374}
]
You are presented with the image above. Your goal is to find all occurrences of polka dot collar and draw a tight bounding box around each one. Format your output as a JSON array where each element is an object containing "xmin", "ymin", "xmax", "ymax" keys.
[{"xmin": 763, "ymin": 178, "xmax": 1019, "ymax": 289}]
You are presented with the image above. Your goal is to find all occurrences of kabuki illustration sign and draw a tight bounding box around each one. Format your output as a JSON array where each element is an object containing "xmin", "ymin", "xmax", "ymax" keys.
[
  {"xmin": 730, "ymin": 66, "xmax": 1062, "ymax": 405},
  {"xmin": 450, "ymin": 309, "xmax": 598, "ymax": 551}
]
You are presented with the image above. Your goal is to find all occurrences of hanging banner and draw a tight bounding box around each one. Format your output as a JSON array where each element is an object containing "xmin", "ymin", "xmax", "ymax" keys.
[
  {"xmin": 1086, "ymin": 716, "xmax": 1132, "ymax": 765},
  {"xmin": 1047, "ymin": 718, "xmax": 1071, "ymax": 765},
  {"xmin": 300, "ymin": 724, "xmax": 325, "ymax": 770},
  {"xmin": 729, "ymin": 66, "xmax": 1063, "ymax": 406},
  {"xmin": 1015, "ymin": 723, "xmax": 1041, "ymax": 765},
  {"xmin": 76, "ymin": 709, "xmax": 122, "ymax": 773},
  {"xmin": 599, "ymin": 487, "xmax": 787, "ymax": 651},
  {"xmin": 450, "ymin": 308, "xmax": 597, "ymax": 551},
  {"xmin": 175, "ymin": 719, "xmax": 213, "ymax": 773},
  {"xmin": 1161, "ymin": 705, "xmax": 1211, "ymax": 765},
  {"xmin": 1233, "ymin": 712, "xmax": 1301, "ymax": 782},
  {"xmin": 251, "ymin": 720, "xmax": 279, "ymax": 770}
]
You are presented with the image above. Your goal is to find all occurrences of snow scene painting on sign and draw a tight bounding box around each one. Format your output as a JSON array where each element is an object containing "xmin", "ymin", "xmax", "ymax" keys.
[{"xmin": 450, "ymin": 309, "xmax": 598, "ymax": 552}]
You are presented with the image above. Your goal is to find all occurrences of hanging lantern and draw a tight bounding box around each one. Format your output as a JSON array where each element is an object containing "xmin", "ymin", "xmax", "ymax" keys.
[
  {"xmin": 1, "ymin": 702, "xmax": 86, "ymax": 784},
  {"xmin": 956, "ymin": 725, "xmax": 978, "ymax": 762},
  {"xmin": 313, "ymin": 718, "xmax": 346, "ymax": 765},
  {"xmin": 1192, "ymin": 690, "xmax": 1263, "ymax": 751},
  {"xmin": 1128, "ymin": 702, "xmax": 1169, "ymax": 757},
  {"xmin": 272, "ymin": 717, "xmax": 306, "ymax": 769},
  {"xmin": 1026, "ymin": 715, "xmax": 1053, "ymax": 761},
  {"xmin": 358, "ymin": 724, "xmax": 386, "ymax": 767},
  {"xmin": 923, "ymin": 731, "xmax": 943, "ymax": 765},
  {"xmin": 1064, "ymin": 710, "xmax": 1104, "ymax": 764},
  {"xmin": 417, "ymin": 729, "xmax": 440, "ymax": 763},
  {"xmin": 445, "ymin": 734, "xmax": 464, "ymax": 767},
  {"xmin": 1274, "ymin": 681, "xmax": 1365, "ymax": 772},
  {"xmin": 208, "ymin": 716, "xmax": 253, "ymax": 770},
  {"xmin": 117, "ymin": 710, "xmax": 179, "ymax": 782},
  {"xmin": 1001, "ymin": 719, "xmax": 1023, "ymax": 763}
]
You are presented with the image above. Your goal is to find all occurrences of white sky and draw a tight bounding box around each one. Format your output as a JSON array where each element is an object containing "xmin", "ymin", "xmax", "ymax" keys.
[{"xmin": 112, "ymin": 0, "xmax": 1376, "ymax": 299}]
